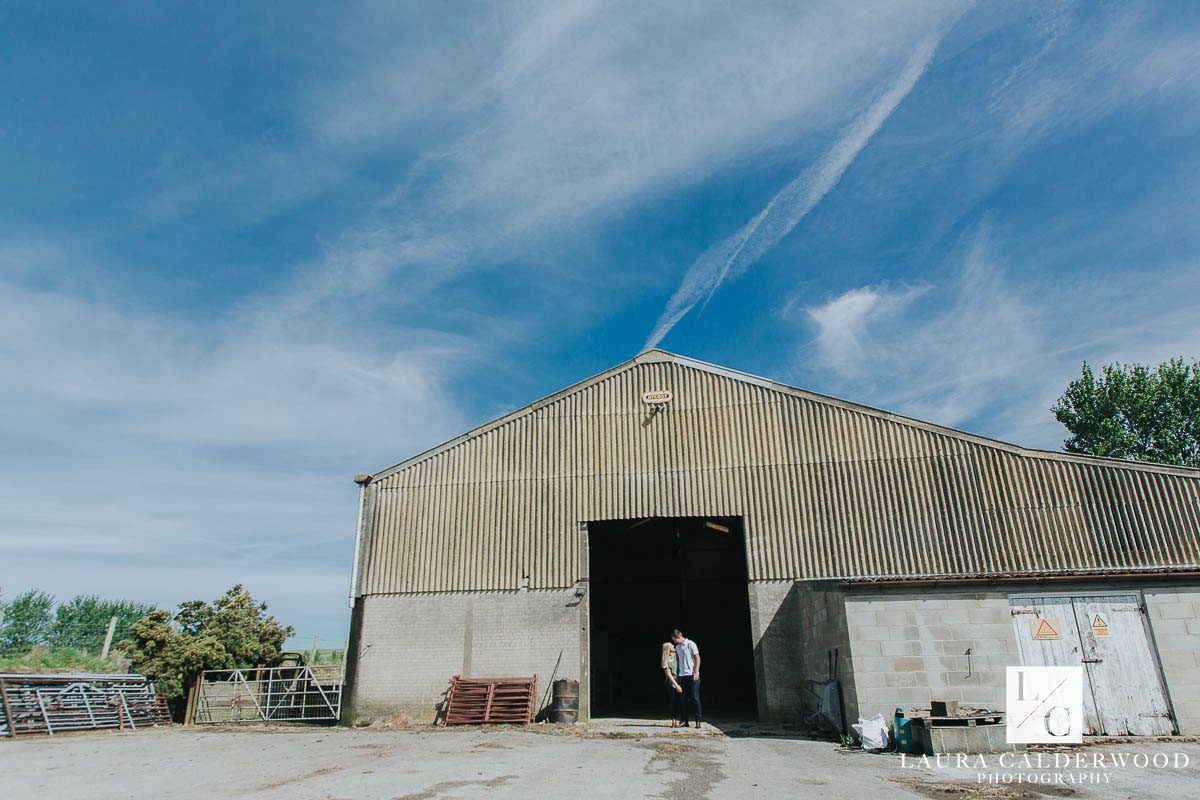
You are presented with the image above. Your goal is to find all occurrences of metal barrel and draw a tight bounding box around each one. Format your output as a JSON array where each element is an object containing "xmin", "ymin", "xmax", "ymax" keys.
[{"xmin": 550, "ymin": 679, "xmax": 579, "ymax": 723}]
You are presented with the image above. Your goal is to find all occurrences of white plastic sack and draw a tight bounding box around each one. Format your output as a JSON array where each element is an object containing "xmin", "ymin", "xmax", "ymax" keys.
[{"xmin": 852, "ymin": 714, "xmax": 890, "ymax": 750}]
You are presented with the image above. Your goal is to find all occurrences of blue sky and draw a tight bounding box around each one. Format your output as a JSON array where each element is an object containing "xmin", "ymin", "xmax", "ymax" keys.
[{"xmin": 2, "ymin": 2, "xmax": 1199, "ymax": 645}]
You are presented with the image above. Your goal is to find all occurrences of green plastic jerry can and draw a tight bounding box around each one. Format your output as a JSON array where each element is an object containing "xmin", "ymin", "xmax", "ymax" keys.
[{"xmin": 894, "ymin": 708, "xmax": 919, "ymax": 754}]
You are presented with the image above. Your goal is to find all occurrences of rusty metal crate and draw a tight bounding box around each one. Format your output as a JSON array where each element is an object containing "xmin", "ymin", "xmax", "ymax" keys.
[{"xmin": 442, "ymin": 676, "xmax": 537, "ymax": 725}]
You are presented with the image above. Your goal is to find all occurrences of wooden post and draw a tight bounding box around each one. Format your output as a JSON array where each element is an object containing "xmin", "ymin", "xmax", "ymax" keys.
[
  {"xmin": 100, "ymin": 616, "xmax": 118, "ymax": 660},
  {"xmin": 483, "ymin": 683, "xmax": 496, "ymax": 723},
  {"xmin": 0, "ymin": 678, "xmax": 16, "ymax": 737},
  {"xmin": 183, "ymin": 678, "xmax": 200, "ymax": 726},
  {"xmin": 309, "ymin": 635, "xmax": 319, "ymax": 665}
]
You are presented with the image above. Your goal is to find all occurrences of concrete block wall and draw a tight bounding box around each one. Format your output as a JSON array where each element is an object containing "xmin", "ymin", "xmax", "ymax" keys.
[
  {"xmin": 793, "ymin": 581, "xmax": 856, "ymax": 721},
  {"xmin": 344, "ymin": 579, "xmax": 1200, "ymax": 733},
  {"xmin": 348, "ymin": 590, "xmax": 581, "ymax": 722},
  {"xmin": 749, "ymin": 580, "xmax": 859, "ymax": 724},
  {"xmin": 1143, "ymin": 585, "xmax": 1200, "ymax": 735},
  {"xmin": 748, "ymin": 581, "xmax": 803, "ymax": 720},
  {"xmin": 843, "ymin": 588, "xmax": 1017, "ymax": 722}
]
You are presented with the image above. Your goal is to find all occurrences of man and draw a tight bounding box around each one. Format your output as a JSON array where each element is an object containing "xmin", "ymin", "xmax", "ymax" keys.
[{"xmin": 671, "ymin": 628, "xmax": 701, "ymax": 728}]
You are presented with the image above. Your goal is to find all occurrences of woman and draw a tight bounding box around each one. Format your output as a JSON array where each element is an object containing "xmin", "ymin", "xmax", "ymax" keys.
[{"xmin": 661, "ymin": 638, "xmax": 683, "ymax": 727}]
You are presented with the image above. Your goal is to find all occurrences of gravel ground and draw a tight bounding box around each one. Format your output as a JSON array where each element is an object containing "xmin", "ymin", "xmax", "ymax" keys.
[{"xmin": 2, "ymin": 724, "xmax": 1199, "ymax": 799}]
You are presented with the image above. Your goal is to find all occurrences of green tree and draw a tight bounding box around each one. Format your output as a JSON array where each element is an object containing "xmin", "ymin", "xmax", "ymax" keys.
[
  {"xmin": 0, "ymin": 589, "xmax": 55, "ymax": 655},
  {"xmin": 1052, "ymin": 358, "xmax": 1200, "ymax": 467},
  {"xmin": 122, "ymin": 585, "xmax": 293, "ymax": 711},
  {"xmin": 50, "ymin": 595, "xmax": 159, "ymax": 654}
]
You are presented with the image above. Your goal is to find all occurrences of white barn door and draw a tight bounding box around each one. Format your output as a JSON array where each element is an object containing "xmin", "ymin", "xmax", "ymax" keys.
[
  {"xmin": 1069, "ymin": 595, "xmax": 1173, "ymax": 736},
  {"xmin": 1010, "ymin": 596, "xmax": 1102, "ymax": 734},
  {"xmin": 1010, "ymin": 593, "xmax": 1173, "ymax": 736}
]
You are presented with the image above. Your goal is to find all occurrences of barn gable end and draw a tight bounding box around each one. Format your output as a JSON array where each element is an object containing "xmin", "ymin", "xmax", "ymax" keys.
[{"xmin": 353, "ymin": 350, "xmax": 1200, "ymax": 595}]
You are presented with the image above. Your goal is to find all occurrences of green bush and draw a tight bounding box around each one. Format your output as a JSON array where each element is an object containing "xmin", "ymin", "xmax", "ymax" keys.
[
  {"xmin": 123, "ymin": 584, "xmax": 293, "ymax": 711},
  {"xmin": 51, "ymin": 595, "xmax": 158, "ymax": 654},
  {"xmin": 0, "ymin": 589, "xmax": 55, "ymax": 655},
  {"xmin": 0, "ymin": 589, "xmax": 160, "ymax": 660}
]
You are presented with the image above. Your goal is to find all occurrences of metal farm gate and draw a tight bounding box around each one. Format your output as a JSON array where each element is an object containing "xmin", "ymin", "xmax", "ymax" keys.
[
  {"xmin": 1, "ymin": 673, "xmax": 171, "ymax": 737},
  {"xmin": 189, "ymin": 665, "xmax": 343, "ymax": 725},
  {"xmin": 1010, "ymin": 592, "xmax": 1174, "ymax": 736}
]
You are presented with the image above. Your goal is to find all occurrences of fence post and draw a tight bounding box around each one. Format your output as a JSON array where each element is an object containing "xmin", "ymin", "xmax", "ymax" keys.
[
  {"xmin": 100, "ymin": 616, "xmax": 118, "ymax": 660},
  {"xmin": 0, "ymin": 678, "xmax": 16, "ymax": 737},
  {"xmin": 183, "ymin": 677, "xmax": 200, "ymax": 726}
]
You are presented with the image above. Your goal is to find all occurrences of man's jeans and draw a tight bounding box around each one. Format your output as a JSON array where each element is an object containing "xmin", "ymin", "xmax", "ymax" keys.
[{"xmin": 677, "ymin": 674, "xmax": 702, "ymax": 725}]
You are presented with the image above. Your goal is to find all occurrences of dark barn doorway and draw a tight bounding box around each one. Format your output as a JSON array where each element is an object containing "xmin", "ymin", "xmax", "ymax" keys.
[{"xmin": 587, "ymin": 516, "xmax": 758, "ymax": 720}]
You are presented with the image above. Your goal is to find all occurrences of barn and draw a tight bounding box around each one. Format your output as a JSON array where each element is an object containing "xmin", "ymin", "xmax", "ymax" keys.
[{"xmin": 342, "ymin": 349, "xmax": 1200, "ymax": 735}]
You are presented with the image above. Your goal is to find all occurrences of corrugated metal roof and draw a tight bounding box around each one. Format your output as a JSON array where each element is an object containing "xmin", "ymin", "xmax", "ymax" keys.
[{"xmin": 354, "ymin": 350, "xmax": 1200, "ymax": 595}]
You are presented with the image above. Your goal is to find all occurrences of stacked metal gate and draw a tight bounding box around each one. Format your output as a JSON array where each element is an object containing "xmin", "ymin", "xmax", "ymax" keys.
[
  {"xmin": 0, "ymin": 673, "xmax": 172, "ymax": 737},
  {"xmin": 190, "ymin": 665, "xmax": 343, "ymax": 724}
]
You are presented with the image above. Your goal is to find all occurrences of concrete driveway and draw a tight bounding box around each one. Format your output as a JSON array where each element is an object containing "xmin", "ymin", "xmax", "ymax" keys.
[{"xmin": 2, "ymin": 724, "xmax": 1199, "ymax": 799}]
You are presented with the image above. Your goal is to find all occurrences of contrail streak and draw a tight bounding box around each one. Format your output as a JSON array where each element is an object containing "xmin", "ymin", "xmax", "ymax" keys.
[{"xmin": 642, "ymin": 33, "xmax": 943, "ymax": 351}]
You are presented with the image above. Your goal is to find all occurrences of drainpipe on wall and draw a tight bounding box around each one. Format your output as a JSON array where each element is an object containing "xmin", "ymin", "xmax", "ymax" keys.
[
  {"xmin": 349, "ymin": 474, "xmax": 372, "ymax": 608},
  {"xmin": 341, "ymin": 473, "xmax": 372, "ymax": 727}
]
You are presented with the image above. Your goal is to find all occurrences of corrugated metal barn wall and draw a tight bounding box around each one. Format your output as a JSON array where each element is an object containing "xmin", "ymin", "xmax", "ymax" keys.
[{"xmin": 357, "ymin": 357, "xmax": 1200, "ymax": 595}]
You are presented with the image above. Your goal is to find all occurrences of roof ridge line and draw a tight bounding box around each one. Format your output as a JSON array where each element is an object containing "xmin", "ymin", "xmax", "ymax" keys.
[{"xmin": 363, "ymin": 350, "xmax": 1200, "ymax": 482}]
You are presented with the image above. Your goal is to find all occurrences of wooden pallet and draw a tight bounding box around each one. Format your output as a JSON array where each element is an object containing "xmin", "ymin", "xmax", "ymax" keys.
[
  {"xmin": 924, "ymin": 713, "xmax": 1004, "ymax": 728},
  {"xmin": 443, "ymin": 676, "xmax": 537, "ymax": 725}
]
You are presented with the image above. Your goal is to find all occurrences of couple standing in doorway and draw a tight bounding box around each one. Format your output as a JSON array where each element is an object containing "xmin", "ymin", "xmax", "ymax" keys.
[{"xmin": 661, "ymin": 629, "xmax": 701, "ymax": 728}]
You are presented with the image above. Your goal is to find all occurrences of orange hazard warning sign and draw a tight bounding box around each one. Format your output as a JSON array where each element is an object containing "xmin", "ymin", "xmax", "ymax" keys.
[
  {"xmin": 1092, "ymin": 614, "xmax": 1109, "ymax": 637},
  {"xmin": 1032, "ymin": 618, "xmax": 1062, "ymax": 640}
]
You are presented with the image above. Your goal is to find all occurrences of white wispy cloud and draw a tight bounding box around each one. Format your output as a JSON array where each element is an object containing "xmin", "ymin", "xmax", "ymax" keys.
[
  {"xmin": 0, "ymin": 238, "xmax": 476, "ymax": 639},
  {"xmin": 805, "ymin": 284, "xmax": 931, "ymax": 377},
  {"xmin": 331, "ymin": 3, "xmax": 959, "ymax": 226},
  {"xmin": 802, "ymin": 231, "xmax": 1041, "ymax": 425},
  {"xmin": 911, "ymin": 2, "xmax": 1200, "ymax": 256},
  {"xmin": 795, "ymin": 228, "xmax": 1200, "ymax": 448},
  {"xmin": 137, "ymin": 3, "xmax": 973, "ymax": 342},
  {"xmin": 782, "ymin": 3, "xmax": 1200, "ymax": 446},
  {"xmin": 642, "ymin": 28, "xmax": 953, "ymax": 350}
]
